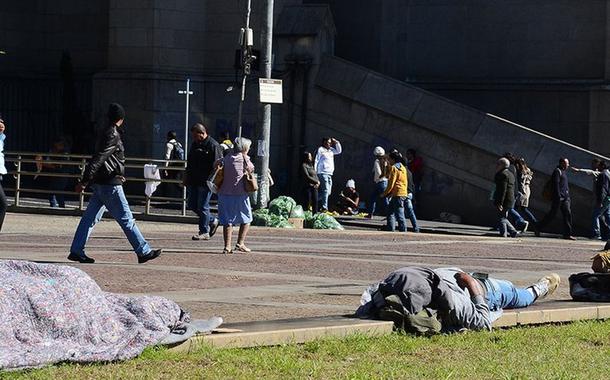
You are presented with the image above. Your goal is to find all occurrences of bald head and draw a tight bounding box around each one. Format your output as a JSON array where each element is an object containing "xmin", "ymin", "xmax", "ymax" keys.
[
  {"xmin": 496, "ymin": 157, "xmax": 510, "ymax": 172},
  {"xmin": 191, "ymin": 123, "xmax": 208, "ymax": 142}
]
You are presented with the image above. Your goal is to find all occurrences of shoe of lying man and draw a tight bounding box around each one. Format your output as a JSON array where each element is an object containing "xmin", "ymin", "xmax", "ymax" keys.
[{"xmin": 530, "ymin": 273, "xmax": 560, "ymax": 300}]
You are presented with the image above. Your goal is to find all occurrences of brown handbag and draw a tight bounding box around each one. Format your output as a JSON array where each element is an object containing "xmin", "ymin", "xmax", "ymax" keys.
[
  {"xmin": 206, "ymin": 164, "xmax": 224, "ymax": 194},
  {"xmin": 242, "ymin": 154, "xmax": 258, "ymax": 193},
  {"xmin": 213, "ymin": 165, "xmax": 224, "ymax": 188}
]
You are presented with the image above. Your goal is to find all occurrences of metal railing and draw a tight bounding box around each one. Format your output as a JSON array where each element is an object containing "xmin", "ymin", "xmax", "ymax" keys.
[{"xmin": 3, "ymin": 151, "xmax": 189, "ymax": 217}]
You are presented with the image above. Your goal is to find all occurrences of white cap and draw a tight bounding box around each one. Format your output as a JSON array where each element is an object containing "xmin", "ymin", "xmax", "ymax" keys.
[
  {"xmin": 346, "ymin": 179, "xmax": 356, "ymax": 188},
  {"xmin": 373, "ymin": 146, "xmax": 385, "ymax": 156}
]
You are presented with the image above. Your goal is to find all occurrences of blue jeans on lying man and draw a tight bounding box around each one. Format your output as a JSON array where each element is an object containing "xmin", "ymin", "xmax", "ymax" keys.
[
  {"xmin": 70, "ymin": 184, "xmax": 151, "ymax": 257},
  {"xmin": 483, "ymin": 277, "xmax": 536, "ymax": 311}
]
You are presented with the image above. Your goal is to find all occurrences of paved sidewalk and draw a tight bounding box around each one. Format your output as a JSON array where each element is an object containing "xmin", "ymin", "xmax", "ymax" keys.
[{"xmin": 0, "ymin": 212, "xmax": 603, "ymax": 324}]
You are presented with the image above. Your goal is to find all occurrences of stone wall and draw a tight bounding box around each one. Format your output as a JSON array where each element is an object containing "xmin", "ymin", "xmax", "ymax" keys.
[
  {"xmin": 304, "ymin": 56, "xmax": 608, "ymax": 233},
  {"xmin": 304, "ymin": 0, "xmax": 609, "ymax": 151}
]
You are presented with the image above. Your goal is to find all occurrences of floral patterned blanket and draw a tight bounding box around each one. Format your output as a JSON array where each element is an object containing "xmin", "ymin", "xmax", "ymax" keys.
[{"xmin": 0, "ymin": 260, "xmax": 189, "ymax": 370}]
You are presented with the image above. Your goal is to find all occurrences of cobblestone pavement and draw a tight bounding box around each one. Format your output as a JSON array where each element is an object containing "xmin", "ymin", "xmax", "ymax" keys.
[{"xmin": 0, "ymin": 213, "xmax": 601, "ymax": 323}]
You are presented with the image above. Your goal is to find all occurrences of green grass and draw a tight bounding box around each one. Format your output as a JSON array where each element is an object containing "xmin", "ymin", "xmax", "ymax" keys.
[{"xmin": 3, "ymin": 320, "xmax": 610, "ymax": 380}]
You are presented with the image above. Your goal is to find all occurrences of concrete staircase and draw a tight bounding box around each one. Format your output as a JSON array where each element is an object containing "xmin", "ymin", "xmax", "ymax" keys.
[{"xmin": 306, "ymin": 55, "xmax": 609, "ymax": 232}]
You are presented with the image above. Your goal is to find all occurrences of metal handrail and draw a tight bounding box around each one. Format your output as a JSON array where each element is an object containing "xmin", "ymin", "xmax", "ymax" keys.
[{"xmin": 3, "ymin": 151, "xmax": 190, "ymax": 217}]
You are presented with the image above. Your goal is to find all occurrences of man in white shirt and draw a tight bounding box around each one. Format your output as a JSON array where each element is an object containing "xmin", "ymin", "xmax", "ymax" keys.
[{"xmin": 314, "ymin": 137, "xmax": 342, "ymax": 211}]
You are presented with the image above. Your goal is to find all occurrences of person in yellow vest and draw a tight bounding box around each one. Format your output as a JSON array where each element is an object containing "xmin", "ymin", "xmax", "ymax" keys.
[{"xmin": 382, "ymin": 150, "xmax": 408, "ymax": 232}]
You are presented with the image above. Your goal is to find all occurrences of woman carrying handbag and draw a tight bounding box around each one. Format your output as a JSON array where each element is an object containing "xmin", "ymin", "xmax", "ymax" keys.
[{"xmin": 217, "ymin": 137, "xmax": 255, "ymax": 254}]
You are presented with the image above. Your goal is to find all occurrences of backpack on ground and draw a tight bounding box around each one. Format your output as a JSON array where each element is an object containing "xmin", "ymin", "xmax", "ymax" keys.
[
  {"xmin": 569, "ymin": 272, "xmax": 610, "ymax": 302},
  {"xmin": 376, "ymin": 294, "xmax": 442, "ymax": 335},
  {"xmin": 170, "ymin": 142, "xmax": 185, "ymax": 161}
]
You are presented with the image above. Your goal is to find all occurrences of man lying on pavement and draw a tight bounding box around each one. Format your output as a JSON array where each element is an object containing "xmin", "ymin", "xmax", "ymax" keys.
[{"xmin": 356, "ymin": 266, "xmax": 560, "ymax": 333}]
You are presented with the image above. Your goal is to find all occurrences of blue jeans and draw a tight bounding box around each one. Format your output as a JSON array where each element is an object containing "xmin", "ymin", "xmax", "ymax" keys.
[
  {"xmin": 404, "ymin": 193, "xmax": 419, "ymax": 231},
  {"xmin": 387, "ymin": 196, "xmax": 407, "ymax": 232},
  {"xmin": 187, "ymin": 185, "xmax": 216, "ymax": 234},
  {"xmin": 517, "ymin": 206, "xmax": 538, "ymax": 224},
  {"xmin": 483, "ymin": 277, "xmax": 535, "ymax": 311},
  {"xmin": 70, "ymin": 184, "xmax": 150, "ymax": 256},
  {"xmin": 369, "ymin": 180, "xmax": 389, "ymax": 216},
  {"xmin": 592, "ymin": 198, "xmax": 610, "ymax": 238},
  {"xmin": 508, "ymin": 207, "xmax": 527, "ymax": 229},
  {"xmin": 317, "ymin": 173, "xmax": 333, "ymax": 210},
  {"xmin": 497, "ymin": 210, "xmax": 518, "ymax": 237}
]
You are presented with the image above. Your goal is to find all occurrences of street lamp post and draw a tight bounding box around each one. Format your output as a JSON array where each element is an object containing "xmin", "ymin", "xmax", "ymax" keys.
[
  {"xmin": 236, "ymin": 0, "xmax": 254, "ymax": 139},
  {"xmin": 178, "ymin": 78, "xmax": 193, "ymax": 155},
  {"xmin": 178, "ymin": 78, "xmax": 194, "ymax": 217}
]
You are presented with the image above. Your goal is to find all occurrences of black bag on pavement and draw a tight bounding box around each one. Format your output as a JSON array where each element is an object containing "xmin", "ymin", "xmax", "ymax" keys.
[{"xmin": 569, "ymin": 272, "xmax": 610, "ymax": 302}]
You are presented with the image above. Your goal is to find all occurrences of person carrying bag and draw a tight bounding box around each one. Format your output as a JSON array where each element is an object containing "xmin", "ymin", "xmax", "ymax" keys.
[
  {"xmin": 217, "ymin": 138, "xmax": 255, "ymax": 254},
  {"xmin": 242, "ymin": 153, "xmax": 258, "ymax": 193}
]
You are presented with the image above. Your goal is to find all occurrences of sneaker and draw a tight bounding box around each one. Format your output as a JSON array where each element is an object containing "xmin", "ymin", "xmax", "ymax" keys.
[
  {"xmin": 520, "ymin": 221, "xmax": 529, "ymax": 233},
  {"xmin": 563, "ymin": 235, "xmax": 577, "ymax": 241},
  {"xmin": 509, "ymin": 231, "xmax": 520, "ymax": 238},
  {"xmin": 67, "ymin": 252, "xmax": 95, "ymax": 264},
  {"xmin": 192, "ymin": 233, "xmax": 210, "ymax": 241},
  {"xmin": 209, "ymin": 218, "xmax": 220, "ymax": 238},
  {"xmin": 138, "ymin": 249, "xmax": 162, "ymax": 264},
  {"xmin": 531, "ymin": 273, "xmax": 560, "ymax": 300}
]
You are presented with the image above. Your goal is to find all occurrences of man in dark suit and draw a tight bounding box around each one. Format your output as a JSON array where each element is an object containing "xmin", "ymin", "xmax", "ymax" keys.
[
  {"xmin": 536, "ymin": 158, "xmax": 575, "ymax": 240},
  {"xmin": 494, "ymin": 157, "xmax": 519, "ymax": 237}
]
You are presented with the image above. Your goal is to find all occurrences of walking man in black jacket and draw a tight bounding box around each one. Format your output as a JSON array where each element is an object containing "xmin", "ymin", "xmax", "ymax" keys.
[
  {"xmin": 68, "ymin": 103, "xmax": 162, "ymax": 264},
  {"xmin": 494, "ymin": 157, "xmax": 519, "ymax": 237},
  {"xmin": 536, "ymin": 158, "xmax": 575, "ymax": 240},
  {"xmin": 183, "ymin": 123, "xmax": 222, "ymax": 240}
]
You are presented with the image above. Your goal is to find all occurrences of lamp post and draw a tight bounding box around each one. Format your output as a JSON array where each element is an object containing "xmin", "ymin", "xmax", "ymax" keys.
[
  {"xmin": 178, "ymin": 78, "xmax": 193, "ymax": 155},
  {"xmin": 236, "ymin": 0, "xmax": 254, "ymax": 139}
]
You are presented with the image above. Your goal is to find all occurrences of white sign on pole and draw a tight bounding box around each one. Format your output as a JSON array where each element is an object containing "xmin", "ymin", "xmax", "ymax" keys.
[
  {"xmin": 257, "ymin": 139, "xmax": 267, "ymax": 157},
  {"xmin": 259, "ymin": 78, "xmax": 283, "ymax": 104}
]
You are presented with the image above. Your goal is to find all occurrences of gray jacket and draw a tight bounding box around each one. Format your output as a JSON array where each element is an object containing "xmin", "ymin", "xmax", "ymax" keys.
[
  {"xmin": 357, "ymin": 266, "xmax": 493, "ymax": 331},
  {"xmin": 433, "ymin": 268, "xmax": 493, "ymax": 331}
]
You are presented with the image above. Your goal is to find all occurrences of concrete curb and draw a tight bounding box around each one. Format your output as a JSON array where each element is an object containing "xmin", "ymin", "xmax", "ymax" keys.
[
  {"xmin": 495, "ymin": 304, "xmax": 610, "ymax": 327},
  {"xmin": 169, "ymin": 316, "xmax": 393, "ymax": 352},
  {"xmin": 169, "ymin": 303, "xmax": 610, "ymax": 351}
]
